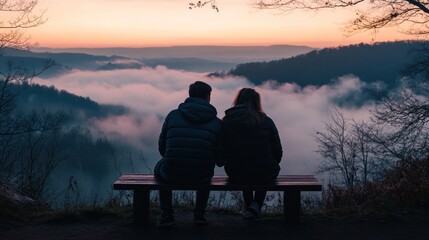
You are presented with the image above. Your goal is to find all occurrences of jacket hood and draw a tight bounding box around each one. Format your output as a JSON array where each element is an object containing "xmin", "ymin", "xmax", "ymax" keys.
[
  {"xmin": 178, "ymin": 97, "xmax": 218, "ymax": 123},
  {"xmin": 223, "ymin": 105, "xmax": 265, "ymax": 129}
]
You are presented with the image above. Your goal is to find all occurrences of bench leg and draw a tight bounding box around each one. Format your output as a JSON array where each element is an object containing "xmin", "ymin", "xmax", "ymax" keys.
[
  {"xmin": 284, "ymin": 190, "xmax": 301, "ymax": 224},
  {"xmin": 133, "ymin": 190, "xmax": 150, "ymax": 224}
]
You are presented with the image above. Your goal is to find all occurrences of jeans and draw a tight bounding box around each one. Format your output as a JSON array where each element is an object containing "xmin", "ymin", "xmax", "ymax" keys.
[
  {"xmin": 243, "ymin": 191, "xmax": 266, "ymax": 208},
  {"xmin": 228, "ymin": 176, "xmax": 277, "ymax": 208},
  {"xmin": 155, "ymin": 159, "xmax": 210, "ymax": 217}
]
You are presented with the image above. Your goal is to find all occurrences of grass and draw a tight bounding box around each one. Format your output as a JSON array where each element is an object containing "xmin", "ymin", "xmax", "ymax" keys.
[
  {"xmin": 0, "ymin": 195, "xmax": 28, "ymax": 222},
  {"xmin": 2, "ymin": 155, "xmax": 429, "ymax": 225},
  {"xmin": 2, "ymin": 190, "xmax": 429, "ymax": 228}
]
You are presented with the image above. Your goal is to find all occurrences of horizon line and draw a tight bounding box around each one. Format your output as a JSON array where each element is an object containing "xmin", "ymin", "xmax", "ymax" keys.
[{"xmin": 33, "ymin": 39, "xmax": 423, "ymax": 50}]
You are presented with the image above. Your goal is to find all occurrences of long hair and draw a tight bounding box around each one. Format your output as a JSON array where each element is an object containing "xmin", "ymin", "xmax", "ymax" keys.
[{"xmin": 233, "ymin": 88, "xmax": 265, "ymax": 123}]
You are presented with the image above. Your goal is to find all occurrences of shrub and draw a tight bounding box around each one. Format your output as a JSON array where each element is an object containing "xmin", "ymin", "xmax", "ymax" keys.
[
  {"xmin": 323, "ymin": 156, "xmax": 429, "ymax": 211},
  {"xmin": 382, "ymin": 157, "xmax": 429, "ymax": 207}
]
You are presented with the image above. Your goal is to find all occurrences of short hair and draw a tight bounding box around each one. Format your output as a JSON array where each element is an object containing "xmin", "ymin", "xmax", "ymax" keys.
[{"xmin": 189, "ymin": 81, "xmax": 212, "ymax": 99}]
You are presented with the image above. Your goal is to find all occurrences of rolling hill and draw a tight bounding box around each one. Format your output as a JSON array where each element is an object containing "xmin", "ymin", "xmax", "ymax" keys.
[{"xmin": 226, "ymin": 41, "xmax": 427, "ymax": 88}]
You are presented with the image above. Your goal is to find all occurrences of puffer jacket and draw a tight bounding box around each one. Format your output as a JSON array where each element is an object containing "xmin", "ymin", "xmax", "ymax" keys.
[
  {"xmin": 222, "ymin": 105, "xmax": 282, "ymax": 180},
  {"xmin": 158, "ymin": 97, "xmax": 223, "ymax": 183}
]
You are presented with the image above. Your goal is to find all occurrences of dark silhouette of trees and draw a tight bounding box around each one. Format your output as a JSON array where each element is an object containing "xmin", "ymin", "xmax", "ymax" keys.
[
  {"xmin": 228, "ymin": 41, "xmax": 422, "ymax": 88},
  {"xmin": 316, "ymin": 83, "xmax": 429, "ymax": 198},
  {"xmin": 13, "ymin": 111, "xmax": 65, "ymax": 201},
  {"xmin": 402, "ymin": 43, "xmax": 429, "ymax": 80},
  {"xmin": 316, "ymin": 101, "xmax": 429, "ymax": 208},
  {"xmin": 0, "ymin": 1, "xmax": 67, "ymax": 201},
  {"xmin": 10, "ymin": 82, "xmax": 128, "ymax": 120},
  {"xmin": 1, "ymin": 0, "xmax": 52, "ymax": 136}
]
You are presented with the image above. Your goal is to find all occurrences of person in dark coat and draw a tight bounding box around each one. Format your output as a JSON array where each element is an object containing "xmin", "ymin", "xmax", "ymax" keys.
[
  {"xmin": 155, "ymin": 81, "xmax": 223, "ymax": 227},
  {"xmin": 222, "ymin": 88, "xmax": 282, "ymax": 220}
]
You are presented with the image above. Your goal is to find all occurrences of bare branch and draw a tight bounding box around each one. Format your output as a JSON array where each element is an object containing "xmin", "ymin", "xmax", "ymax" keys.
[
  {"xmin": 402, "ymin": 43, "xmax": 429, "ymax": 78},
  {"xmin": 367, "ymin": 84, "xmax": 429, "ymax": 160},
  {"xmin": 254, "ymin": 0, "xmax": 429, "ymax": 36},
  {"xmin": 253, "ymin": 0, "xmax": 365, "ymax": 12},
  {"xmin": 405, "ymin": 0, "xmax": 429, "ymax": 14},
  {"xmin": 189, "ymin": 0, "xmax": 219, "ymax": 12},
  {"xmin": 0, "ymin": 0, "xmax": 46, "ymax": 51}
]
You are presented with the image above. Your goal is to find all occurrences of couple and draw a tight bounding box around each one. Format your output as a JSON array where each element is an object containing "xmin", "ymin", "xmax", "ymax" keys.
[{"xmin": 154, "ymin": 81, "xmax": 282, "ymax": 227}]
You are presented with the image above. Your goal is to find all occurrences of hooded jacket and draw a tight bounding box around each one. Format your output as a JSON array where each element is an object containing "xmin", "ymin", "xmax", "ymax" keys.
[
  {"xmin": 222, "ymin": 105, "xmax": 282, "ymax": 181},
  {"xmin": 158, "ymin": 97, "xmax": 222, "ymax": 183}
]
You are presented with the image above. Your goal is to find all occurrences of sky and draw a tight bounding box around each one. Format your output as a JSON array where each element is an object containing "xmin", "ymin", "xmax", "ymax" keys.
[{"xmin": 27, "ymin": 0, "xmax": 413, "ymax": 48}]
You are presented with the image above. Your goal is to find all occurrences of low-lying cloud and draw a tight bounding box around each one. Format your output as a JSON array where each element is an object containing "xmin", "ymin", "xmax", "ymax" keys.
[{"xmin": 35, "ymin": 67, "xmax": 372, "ymax": 175}]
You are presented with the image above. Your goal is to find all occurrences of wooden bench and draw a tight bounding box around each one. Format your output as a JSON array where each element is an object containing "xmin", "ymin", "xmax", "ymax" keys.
[{"xmin": 113, "ymin": 174, "xmax": 322, "ymax": 224}]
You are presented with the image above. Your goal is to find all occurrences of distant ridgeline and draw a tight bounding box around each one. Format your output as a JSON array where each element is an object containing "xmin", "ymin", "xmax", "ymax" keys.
[
  {"xmin": 1, "ymin": 45, "xmax": 317, "ymax": 74},
  {"xmin": 225, "ymin": 41, "xmax": 428, "ymax": 87},
  {"xmin": 0, "ymin": 47, "xmax": 133, "ymax": 77}
]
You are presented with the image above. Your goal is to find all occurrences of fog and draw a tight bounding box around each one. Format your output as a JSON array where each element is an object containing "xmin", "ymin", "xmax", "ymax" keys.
[{"xmin": 35, "ymin": 67, "xmax": 373, "ymax": 176}]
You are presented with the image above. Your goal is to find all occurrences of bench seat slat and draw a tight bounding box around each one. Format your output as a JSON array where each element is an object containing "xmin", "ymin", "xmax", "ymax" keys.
[
  {"xmin": 116, "ymin": 179, "xmax": 320, "ymax": 184},
  {"xmin": 114, "ymin": 174, "xmax": 322, "ymax": 191},
  {"xmin": 119, "ymin": 174, "xmax": 317, "ymax": 178},
  {"xmin": 114, "ymin": 184, "xmax": 321, "ymax": 191},
  {"xmin": 114, "ymin": 180, "xmax": 321, "ymax": 185},
  {"xmin": 118, "ymin": 175, "xmax": 319, "ymax": 181},
  {"xmin": 114, "ymin": 180, "xmax": 320, "ymax": 184}
]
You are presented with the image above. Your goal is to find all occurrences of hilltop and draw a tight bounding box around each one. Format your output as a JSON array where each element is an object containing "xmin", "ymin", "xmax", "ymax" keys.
[{"xmin": 225, "ymin": 41, "xmax": 428, "ymax": 88}]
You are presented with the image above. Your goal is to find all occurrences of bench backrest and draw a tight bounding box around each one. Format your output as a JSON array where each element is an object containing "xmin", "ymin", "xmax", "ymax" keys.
[{"xmin": 114, "ymin": 174, "xmax": 322, "ymax": 191}]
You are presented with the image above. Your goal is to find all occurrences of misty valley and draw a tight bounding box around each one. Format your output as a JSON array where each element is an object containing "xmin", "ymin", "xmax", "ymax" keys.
[{"xmin": 1, "ymin": 41, "xmax": 428, "ymax": 206}]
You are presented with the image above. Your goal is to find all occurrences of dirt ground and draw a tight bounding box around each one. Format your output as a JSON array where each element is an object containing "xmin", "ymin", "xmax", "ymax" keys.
[{"xmin": 1, "ymin": 209, "xmax": 429, "ymax": 240}]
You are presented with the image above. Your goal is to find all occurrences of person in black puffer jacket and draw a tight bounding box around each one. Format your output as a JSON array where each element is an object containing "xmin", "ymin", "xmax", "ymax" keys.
[
  {"xmin": 155, "ymin": 81, "xmax": 223, "ymax": 227},
  {"xmin": 222, "ymin": 88, "xmax": 282, "ymax": 220}
]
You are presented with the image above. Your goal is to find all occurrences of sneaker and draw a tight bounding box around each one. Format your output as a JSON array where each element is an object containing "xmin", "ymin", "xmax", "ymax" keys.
[
  {"xmin": 156, "ymin": 215, "xmax": 175, "ymax": 228},
  {"xmin": 194, "ymin": 214, "xmax": 209, "ymax": 225},
  {"xmin": 247, "ymin": 201, "xmax": 263, "ymax": 220},
  {"xmin": 242, "ymin": 209, "xmax": 255, "ymax": 220}
]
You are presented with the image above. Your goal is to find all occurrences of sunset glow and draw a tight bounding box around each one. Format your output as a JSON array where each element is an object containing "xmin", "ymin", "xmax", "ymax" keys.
[{"xmin": 27, "ymin": 0, "xmax": 413, "ymax": 48}]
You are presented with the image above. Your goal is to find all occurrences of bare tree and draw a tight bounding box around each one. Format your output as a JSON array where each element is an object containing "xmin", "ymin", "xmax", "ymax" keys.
[
  {"xmin": 0, "ymin": 57, "xmax": 55, "ymax": 186},
  {"xmin": 253, "ymin": 0, "xmax": 429, "ymax": 35},
  {"xmin": 351, "ymin": 120, "xmax": 377, "ymax": 184},
  {"xmin": 316, "ymin": 107, "xmax": 378, "ymax": 189},
  {"xmin": 1, "ymin": 0, "xmax": 50, "ymax": 135},
  {"xmin": 316, "ymin": 108, "xmax": 357, "ymax": 189},
  {"xmin": 370, "ymin": 86, "xmax": 429, "ymax": 160},
  {"xmin": 15, "ymin": 110, "xmax": 66, "ymax": 201},
  {"xmin": 0, "ymin": 0, "xmax": 46, "ymax": 50},
  {"xmin": 0, "ymin": 1, "xmax": 67, "ymax": 203},
  {"xmin": 316, "ymin": 93, "xmax": 429, "ymax": 192}
]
